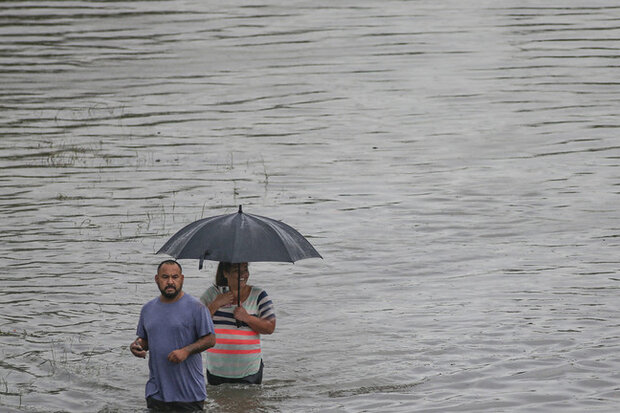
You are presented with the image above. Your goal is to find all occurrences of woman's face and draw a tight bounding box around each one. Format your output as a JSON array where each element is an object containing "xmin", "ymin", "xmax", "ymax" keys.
[{"xmin": 224, "ymin": 263, "xmax": 249, "ymax": 288}]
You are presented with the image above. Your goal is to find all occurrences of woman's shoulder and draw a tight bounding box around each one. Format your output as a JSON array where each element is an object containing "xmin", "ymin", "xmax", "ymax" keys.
[
  {"xmin": 200, "ymin": 284, "xmax": 219, "ymax": 303},
  {"xmin": 249, "ymin": 285, "xmax": 267, "ymax": 294},
  {"xmin": 249, "ymin": 285, "xmax": 272, "ymax": 301},
  {"xmin": 202, "ymin": 284, "xmax": 219, "ymax": 293}
]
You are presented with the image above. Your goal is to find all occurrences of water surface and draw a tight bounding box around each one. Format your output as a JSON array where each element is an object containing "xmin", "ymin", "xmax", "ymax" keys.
[{"xmin": 1, "ymin": 1, "xmax": 619, "ymax": 412}]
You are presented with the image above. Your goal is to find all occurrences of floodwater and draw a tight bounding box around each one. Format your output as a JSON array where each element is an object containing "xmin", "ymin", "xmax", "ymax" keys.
[{"xmin": 1, "ymin": 0, "xmax": 619, "ymax": 411}]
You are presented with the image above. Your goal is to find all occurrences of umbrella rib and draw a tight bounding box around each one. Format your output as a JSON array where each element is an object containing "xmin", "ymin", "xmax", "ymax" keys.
[
  {"xmin": 175, "ymin": 220, "xmax": 217, "ymax": 259},
  {"xmin": 230, "ymin": 215, "xmax": 243, "ymax": 263},
  {"xmin": 252, "ymin": 216, "xmax": 296, "ymax": 263}
]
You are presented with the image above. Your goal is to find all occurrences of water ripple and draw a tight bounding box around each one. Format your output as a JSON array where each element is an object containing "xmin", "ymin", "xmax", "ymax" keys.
[{"xmin": 1, "ymin": 1, "xmax": 620, "ymax": 412}]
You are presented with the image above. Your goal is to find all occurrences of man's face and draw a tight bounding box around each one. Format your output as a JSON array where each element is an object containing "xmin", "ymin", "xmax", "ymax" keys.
[{"xmin": 155, "ymin": 263, "xmax": 184, "ymax": 299}]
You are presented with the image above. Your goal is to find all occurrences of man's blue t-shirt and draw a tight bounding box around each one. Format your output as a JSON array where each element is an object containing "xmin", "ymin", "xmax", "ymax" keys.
[{"xmin": 137, "ymin": 294, "xmax": 215, "ymax": 402}]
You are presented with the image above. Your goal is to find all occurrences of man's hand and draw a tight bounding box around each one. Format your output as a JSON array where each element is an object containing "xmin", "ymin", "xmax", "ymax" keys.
[
  {"xmin": 168, "ymin": 334, "xmax": 215, "ymax": 364},
  {"xmin": 130, "ymin": 338, "xmax": 148, "ymax": 358},
  {"xmin": 167, "ymin": 348, "xmax": 190, "ymax": 364}
]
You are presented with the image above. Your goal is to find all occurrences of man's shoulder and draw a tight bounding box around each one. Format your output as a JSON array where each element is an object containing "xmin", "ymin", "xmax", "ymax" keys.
[
  {"xmin": 182, "ymin": 293, "xmax": 200, "ymax": 303},
  {"xmin": 142, "ymin": 296, "xmax": 161, "ymax": 308},
  {"xmin": 180, "ymin": 293, "xmax": 207, "ymax": 310}
]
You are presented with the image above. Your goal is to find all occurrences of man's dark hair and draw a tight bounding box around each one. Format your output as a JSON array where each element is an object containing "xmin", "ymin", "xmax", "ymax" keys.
[{"xmin": 157, "ymin": 259, "xmax": 182, "ymax": 274}]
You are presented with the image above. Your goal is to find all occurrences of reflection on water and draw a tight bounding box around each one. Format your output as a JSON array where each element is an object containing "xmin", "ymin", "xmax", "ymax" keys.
[
  {"xmin": 206, "ymin": 384, "xmax": 275, "ymax": 413},
  {"xmin": 1, "ymin": 1, "xmax": 619, "ymax": 412}
]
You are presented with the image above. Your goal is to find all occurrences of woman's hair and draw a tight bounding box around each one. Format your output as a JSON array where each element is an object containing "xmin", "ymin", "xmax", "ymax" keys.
[
  {"xmin": 215, "ymin": 262, "xmax": 230, "ymax": 286},
  {"xmin": 215, "ymin": 262, "xmax": 248, "ymax": 286}
]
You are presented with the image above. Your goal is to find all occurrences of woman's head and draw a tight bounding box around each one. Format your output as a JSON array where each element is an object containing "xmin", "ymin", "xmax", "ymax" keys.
[{"xmin": 216, "ymin": 262, "xmax": 250, "ymax": 287}]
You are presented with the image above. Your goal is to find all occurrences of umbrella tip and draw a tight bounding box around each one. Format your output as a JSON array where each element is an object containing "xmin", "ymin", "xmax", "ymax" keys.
[{"xmin": 238, "ymin": 205, "xmax": 243, "ymax": 213}]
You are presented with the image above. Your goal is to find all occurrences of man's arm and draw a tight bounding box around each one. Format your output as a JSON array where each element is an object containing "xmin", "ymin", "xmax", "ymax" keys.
[
  {"xmin": 130, "ymin": 337, "xmax": 148, "ymax": 358},
  {"xmin": 167, "ymin": 333, "xmax": 216, "ymax": 364}
]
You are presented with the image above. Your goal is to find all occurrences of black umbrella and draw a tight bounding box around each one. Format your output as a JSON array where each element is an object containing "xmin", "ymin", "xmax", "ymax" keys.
[{"xmin": 157, "ymin": 205, "xmax": 321, "ymax": 324}]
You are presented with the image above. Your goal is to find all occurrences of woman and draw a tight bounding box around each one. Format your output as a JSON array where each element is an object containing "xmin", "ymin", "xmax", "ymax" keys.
[{"xmin": 200, "ymin": 262, "xmax": 276, "ymax": 385}]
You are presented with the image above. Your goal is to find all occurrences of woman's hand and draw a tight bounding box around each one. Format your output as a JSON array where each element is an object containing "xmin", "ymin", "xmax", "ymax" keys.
[
  {"xmin": 215, "ymin": 291, "xmax": 234, "ymax": 307},
  {"xmin": 234, "ymin": 307, "xmax": 276, "ymax": 334},
  {"xmin": 208, "ymin": 291, "xmax": 234, "ymax": 315},
  {"xmin": 233, "ymin": 306, "xmax": 251, "ymax": 323}
]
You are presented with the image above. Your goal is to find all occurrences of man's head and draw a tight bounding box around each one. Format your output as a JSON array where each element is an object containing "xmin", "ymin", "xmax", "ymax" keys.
[{"xmin": 155, "ymin": 260, "xmax": 184, "ymax": 300}]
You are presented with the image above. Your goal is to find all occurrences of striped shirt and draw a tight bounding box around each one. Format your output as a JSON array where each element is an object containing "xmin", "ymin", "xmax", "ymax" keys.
[{"xmin": 200, "ymin": 285, "xmax": 275, "ymax": 378}]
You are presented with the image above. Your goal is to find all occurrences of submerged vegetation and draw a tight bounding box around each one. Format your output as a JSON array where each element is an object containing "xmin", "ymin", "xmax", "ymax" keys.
[{"xmin": 35, "ymin": 140, "xmax": 136, "ymax": 169}]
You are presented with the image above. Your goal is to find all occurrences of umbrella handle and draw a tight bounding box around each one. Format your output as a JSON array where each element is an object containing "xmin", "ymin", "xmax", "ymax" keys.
[{"xmin": 236, "ymin": 263, "xmax": 241, "ymax": 328}]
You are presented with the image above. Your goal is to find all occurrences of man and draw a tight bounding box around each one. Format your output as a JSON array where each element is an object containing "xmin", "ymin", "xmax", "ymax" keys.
[{"xmin": 130, "ymin": 260, "xmax": 215, "ymax": 412}]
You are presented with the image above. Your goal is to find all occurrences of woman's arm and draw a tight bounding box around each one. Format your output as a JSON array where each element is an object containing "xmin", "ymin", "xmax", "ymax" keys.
[{"xmin": 233, "ymin": 307, "xmax": 276, "ymax": 334}]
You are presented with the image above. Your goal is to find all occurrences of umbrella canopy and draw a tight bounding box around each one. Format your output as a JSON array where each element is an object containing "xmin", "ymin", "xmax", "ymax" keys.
[
  {"xmin": 157, "ymin": 205, "xmax": 321, "ymax": 327},
  {"xmin": 157, "ymin": 205, "xmax": 322, "ymax": 268}
]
